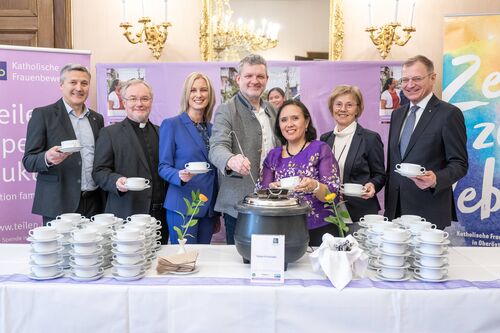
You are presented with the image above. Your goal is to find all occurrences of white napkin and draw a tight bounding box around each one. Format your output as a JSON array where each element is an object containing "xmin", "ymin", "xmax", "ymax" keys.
[{"xmin": 310, "ymin": 233, "xmax": 368, "ymax": 290}]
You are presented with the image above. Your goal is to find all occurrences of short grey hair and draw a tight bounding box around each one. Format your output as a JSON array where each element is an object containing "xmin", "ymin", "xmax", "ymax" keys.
[
  {"xmin": 120, "ymin": 79, "xmax": 154, "ymax": 99},
  {"xmin": 60, "ymin": 64, "xmax": 91, "ymax": 83},
  {"xmin": 238, "ymin": 54, "xmax": 268, "ymax": 75},
  {"xmin": 403, "ymin": 55, "xmax": 434, "ymax": 73}
]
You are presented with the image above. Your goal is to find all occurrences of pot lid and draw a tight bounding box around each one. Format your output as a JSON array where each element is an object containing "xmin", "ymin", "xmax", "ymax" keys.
[{"xmin": 242, "ymin": 192, "xmax": 300, "ymax": 207}]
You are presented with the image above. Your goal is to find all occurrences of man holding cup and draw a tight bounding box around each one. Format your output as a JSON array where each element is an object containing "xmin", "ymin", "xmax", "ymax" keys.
[
  {"xmin": 93, "ymin": 79, "xmax": 168, "ymax": 243},
  {"xmin": 209, "ymin": 54, "xmax": 280, "ymax": 244},
  {"xmin": 23, "ymin": 64, "xmax": 105, "ymax": 224},
  {"xmin": 384, "ymin": 55, "xmax": 468, "ymax": 230}
]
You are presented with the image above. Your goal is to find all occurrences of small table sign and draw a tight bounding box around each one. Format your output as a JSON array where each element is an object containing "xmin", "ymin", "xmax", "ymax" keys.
[{"xmin": 250, "ymin": 234, "xmax": 285, "ymax": 284}]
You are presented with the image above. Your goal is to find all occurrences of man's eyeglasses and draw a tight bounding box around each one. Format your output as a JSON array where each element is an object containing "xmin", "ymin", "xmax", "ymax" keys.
[
  {"xmin": 399, "ymin": 73, "xmax": 434, "ymax": 85},
  {"xmin": 123, "ymin": 97, "xmax": 152, "ymax": 103},
  {"xmin": 334, "ymin": 102, "xmax": 357, "ymax": 111}
]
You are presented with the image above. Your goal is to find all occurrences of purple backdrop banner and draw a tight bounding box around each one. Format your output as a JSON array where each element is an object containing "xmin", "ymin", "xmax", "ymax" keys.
[{"xmin": 0, "ymin": 45, "xmax": 90, "ymax": 243}]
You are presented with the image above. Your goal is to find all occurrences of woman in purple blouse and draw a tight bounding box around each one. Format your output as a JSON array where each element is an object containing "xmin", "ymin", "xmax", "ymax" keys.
[{"xmin": 259, "ymin": 100, "xmax": 341, "ymax": 246}]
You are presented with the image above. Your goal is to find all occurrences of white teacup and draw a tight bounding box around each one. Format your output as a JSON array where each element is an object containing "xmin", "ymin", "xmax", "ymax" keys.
[
  {"xmin": 400, "ymin": 214, "xmax": 426, "ymax": 222},
  {"xmin": 415, "ymin": 267, "xmax": 448, "ymax": 280},
  {"xmin": 369, "ymin": 221, "xmax": 398, "ymax": 233},
  {"xmin": 126, "ymin": 177, "xmax": 150, "ymax": 188},
  {"xmin": 383, "ymin": 228, "xmax": 411, "ymax": 242},
  {"xmin": 85, "ymin": 224, "xmax": 111, "ymax": 235},
  {"xmin": 417, "ymin": 243, "xmax": 448, "ymax": 255},
  {"xmin": 360, "ymin": 214, "xmax": 388, "ymax": 222},
  {"xmin": 127, "ymin": 214, "xmax": 151, "ymax": 224},
  {"xmin": 113, "ymin": 253, "xmax": 145, "ymax": 265},
  {"xmin": 406, "ymin": 221, "xmax": 437, "ymax": 234},
  {"xmin": 72, "ymin": 266, "xmax": 104, "ymax": 278},
  {"xmin": 61, "ymin": 139, "xmax": 80, "ymax": 149},
  {"xmin": 46, "ymin": 219, "xmax": 74, "ymax": 233},
  {"xmin": 125, "ymin": 221, "xmax": 149, "ymax": 232},
  {"xmin": 112, "ymin": 242, "xmax": 144, "ymax": 253},
  {"xmin": 396, "ymin": 163, "xmax": 426, "ymax": 175},
  {"xmin": 114, "ymin": 264, "xmax": 143, "ymax": 277},
  {"xmin": 415, "ymin": 255, "xmax": 448, "ymax": 268},
  {"xmin": 114, "ymin": 227, "xmax": 143, "ymax": 241},
  {"xmin": 377, "ymin": 266, "xmax": 407, "ymax": 279},
  {"xmin": 71, "ymin": 255, "xmax": 104, "ymax": 266},
  {"xmin": 420, "ymin": 229, "xmax": 449, "ymax": 243},
  {"xmin": 31, "ymin": 240, "xmax": 60, "ymax": 253},
  {"xmin": 56, "ymin": 213, "xmax": 84, "ymax": 225},
  {"xmin": 341, "ymin": 183, "xmax": 366, "ymax": 194},
  {"xmin": 72, "ymin": 243, "xmax": 102, "ymax": 255},
  {"xmin": 30, "ymin": 252, "xmax": 61, "ymax": 265},
  {"xmin": 31, "ymin": 264, "xmax": 63, "ymax": 278},
  {"xmin": 280, "ymin": 176, "xmax": 300, "ymax": 189},
  {"xmin": 378, "ymin": 254, "xmax": 406, "ymax": 267},
  {"xmin": 71, "ymin": 229, "xmax": 99, "ymax": 243},
  {"xmin": 378, "ymin": 241, "xmax": 408, "ymax": 254},
  {"xmin": 29, "ymin": 226, "xmax": 57, "ymax": 240},
  {"xmin": 91, "ymin": 213, "xmax": 115, "ymax": 224},
  {"xmin": 185, "ymin": 161, "xmax": 210, "ymax": 171}
]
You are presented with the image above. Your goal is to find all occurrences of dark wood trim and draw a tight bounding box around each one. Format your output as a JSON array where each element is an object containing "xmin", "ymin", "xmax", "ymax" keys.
[
  {"xmin": 37, "ymin": 0, "xmax": 54, "ymax": 47},
  {"xmin": 54, "ymin": 0, "xmax": 72, "ymax": 48}
]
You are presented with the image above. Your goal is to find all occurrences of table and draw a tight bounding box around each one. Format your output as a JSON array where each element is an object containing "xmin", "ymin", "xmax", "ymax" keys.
[{"xmin": 1, "ymin": 245, "xmax": 500, "ymax": 333}]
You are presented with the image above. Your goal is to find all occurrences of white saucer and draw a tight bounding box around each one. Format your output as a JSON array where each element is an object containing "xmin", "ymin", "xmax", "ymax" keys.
[
  {"xmin": 374, "ymin": 271, "xmax": 412, "ymax": 282},
  {"xmin": 125, "ymin": 184, "xmax": 151, "ymax": 191},
  {"xmin": 186, "ymin": 168, "xmax": 211, "ymax": 174},
  {"xmin": 374, "ymin": 259, "xmax": 410, "ymax": 269},
  {"xmin": 69, "ymin": 272, "xmax": 104, "ymax": 282},
  {"xmin": 415, "ymin": 237, "xmax": 450, "ymax": 245},
  {"xmin": 412, "ymin": 248, "xmax": 449, "ymax": 257},
  {"xmin": 27, "ymin": 234, "xmax": 63, "ymax": 243},
  {"xmin": 68, "ymin": 248, "xmax": 104, "ymax": 257},
  {"xmin": 412, "ymin": 261, "xmax": 449, "ymax": 269},
  {"xmin": 28, "ymin": 271, "xmax": 65, "ymax": 281},
  {"xmin": 29, "ymin": 246, "xmax": 64, "ymax": 255},
  {"xmin": 169, "ymin": 267, "xmax": 199, "ymax": 275},
  {"xmin": 112, "ymin": 270, "xmax": 146, "ymax": 281},
  {"xmin": 413, "ymin": 272, "xmax": 449, "ymax": 282},
  {"xmin": 340, "ymin": 189, "xmax": 365, "ymax": 198},
  {"xmin": 394, "ymin": 169, "xmax": 424, "ymax": 178},
  {"xmin": 29, "ymin": 259, "xmax": 64, "ymax": 268},
  {"xmin": 111, "ymin": 260, "xmax": 145, "ymax": 268},
  {"xmin": 69, "ymin": 259, "xmax": 104, "ymax": 268},
  {"xmin": 372, "ymin": 248, "xmax": 412, "ymax": 257},
  {"xmin": 68, "ymin": 235, "xmax": 104, "ymax": 245},
  {"xmin": 380, "ymin": 237, "xmax": 411, "ymax": 244},
  {"xmin": 59, "ymin": 146, "xmax": 83, "ymax": 153},
  {"xmin": 110, "ymin": 235, "xmax": 146, "ymax": 243},
  {"xmin": 111, "ymin": 248, "xmax": 147, "ymax": 255}
]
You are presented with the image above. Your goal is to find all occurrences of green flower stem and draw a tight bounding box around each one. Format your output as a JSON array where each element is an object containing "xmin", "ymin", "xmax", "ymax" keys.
[{"xmin": 182, "ymin": 200, "xmax": 202, "ymax": 239}]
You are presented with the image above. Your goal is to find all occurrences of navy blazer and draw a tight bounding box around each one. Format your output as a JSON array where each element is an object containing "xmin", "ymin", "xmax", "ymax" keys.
[
  {"xmin": 385, "ymin": 94, "xmax": 468, "ymax": 229},
  {"xmin": 23, "ymin": 98, "xmax": 104, "ymax": 218},
  {"xmin": 320, "ymin": 123, "xmax": 386, "ymax": 222},
  {"xmin": 158, "ymin": 113, "xmax": 217, "ymax": 217}
]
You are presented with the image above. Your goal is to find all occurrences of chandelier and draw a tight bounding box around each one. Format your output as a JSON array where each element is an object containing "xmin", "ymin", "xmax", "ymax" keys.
[
  {"xmin": 119, "ymin": 0, "xmax": 172, "ymax": 60},
  {"xmin": 200, "ymin": 0, "xmax": 280, "ymax": 61},
  {"xmin": 365, "ymin": 0, "xmax": 416, "ymax": 59}
]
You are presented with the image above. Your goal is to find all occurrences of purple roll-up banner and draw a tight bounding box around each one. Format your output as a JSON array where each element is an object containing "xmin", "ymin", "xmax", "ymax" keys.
[{"xmin": 0, "ymin": 45, "xmax": 91, "ymax": 243}]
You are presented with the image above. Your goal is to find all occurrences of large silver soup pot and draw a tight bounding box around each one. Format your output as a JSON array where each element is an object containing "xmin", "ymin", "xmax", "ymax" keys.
[{"xmin": 234, "ymin": 192, "xmax": 310, "ymax": 269}]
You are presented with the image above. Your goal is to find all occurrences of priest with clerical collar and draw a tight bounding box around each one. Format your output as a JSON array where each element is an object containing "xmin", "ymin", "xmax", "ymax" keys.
[{"xmin": 93, "ymin": 79, "xmax": 168, "ymax": 243}]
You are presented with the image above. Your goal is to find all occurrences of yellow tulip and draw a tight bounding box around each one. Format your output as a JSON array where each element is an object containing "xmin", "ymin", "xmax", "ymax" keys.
[
  {"xmin": 199, "ymin": 193, "xmax": 209, "ymax": 202},
  {"xmin": 325, "ymin": 193, "xmax": 337, "ymax": 202}
]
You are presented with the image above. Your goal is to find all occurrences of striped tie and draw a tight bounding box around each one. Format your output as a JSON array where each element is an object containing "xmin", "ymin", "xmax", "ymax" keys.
[{"xmin": 399, "ymin": 105, "xmax": 419, "ymax": 157}]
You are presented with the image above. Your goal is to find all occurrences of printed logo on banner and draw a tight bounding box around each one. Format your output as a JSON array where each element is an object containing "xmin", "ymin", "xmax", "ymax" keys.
[{"xmin": 0, "ymin": 61, "xmax": 7, "ymax": 80}]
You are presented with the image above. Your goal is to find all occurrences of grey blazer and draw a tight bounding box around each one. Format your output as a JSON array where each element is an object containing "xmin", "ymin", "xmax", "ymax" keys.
[{"xmin": 209, "ymin": 93, "xmax": 279, "ymax": 218}]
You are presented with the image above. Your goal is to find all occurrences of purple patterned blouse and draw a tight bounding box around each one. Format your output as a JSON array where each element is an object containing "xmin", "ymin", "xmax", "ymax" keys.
[{"xmin": 258, "ymin": 140, "xmax": 341, "ymax": 230}]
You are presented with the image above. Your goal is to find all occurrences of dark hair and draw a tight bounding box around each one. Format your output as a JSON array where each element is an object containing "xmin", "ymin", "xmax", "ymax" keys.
[
  {"xmin": 267, "ymin": 87, "xmax": 285, "ymax": 100},
  {"xmin": 274, "ymin": 100, "xmax": 317, "ymax": 145},
  {"xmin": 383, "ymin": 78, "xmax": 394, "ymax": 91},
  {"xmin": 109, "ymin": 79, "xmax": 121, "ymax": 95}
]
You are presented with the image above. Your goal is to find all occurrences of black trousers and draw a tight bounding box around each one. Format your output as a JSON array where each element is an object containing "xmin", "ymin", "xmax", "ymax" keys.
[
  {"xmin": 308, "ymin": 223, "xmax": 340, "ymax": 247},
  {"xmin": 150, "ymin": 204, "xmax": 169, "ymax": 245},
  {"xmin": 42, "ymin": 189, "xmax": 103, "ymax": 225}
]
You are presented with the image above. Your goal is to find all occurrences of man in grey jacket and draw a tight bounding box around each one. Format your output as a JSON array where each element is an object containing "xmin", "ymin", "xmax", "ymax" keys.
[{"xmin": 209, "ymin": 54, "xmax": 279, "ymax": 244}]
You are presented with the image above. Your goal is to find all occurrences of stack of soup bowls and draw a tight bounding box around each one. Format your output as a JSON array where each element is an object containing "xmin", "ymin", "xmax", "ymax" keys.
[
  {"xmin": 111, "ymin": 219, "xmax": 149, "ymax": 281},
  {"xmin": 374, "ymin": 227, "xmax": 412, "ymax": 281},
  {"xmin": 46, "ymin": 217, "xmax": 77, "ymax": 268},
  {"xmin": 27, "ymin": 226, "xmax": 64, "ymax": 280},
  {"xmin": 412, "ymin": 228, "xmax": 450, "ymax": 282},
  {"xmin": 68, "ymin": 228, "xmax": 105, "ymax": 281},
  {"xmin": 87, "ymin": 213, "xmax": 121, "ymax": 268}
]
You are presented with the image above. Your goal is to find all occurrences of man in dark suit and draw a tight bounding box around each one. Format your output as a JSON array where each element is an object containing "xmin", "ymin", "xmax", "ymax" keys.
[
  {"xmin": 93, "ymin": 79, "xmax": 168, "ymax": 243},
  {"xmin": 23, "ymin": 64, "xmax": 105, "ymax": 224},
  {"xmin": 385, "ymin": 55, "xmax": 468, "ymax": 230}
]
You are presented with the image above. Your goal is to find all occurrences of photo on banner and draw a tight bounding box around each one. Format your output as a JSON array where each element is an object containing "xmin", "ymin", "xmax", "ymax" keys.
[
  {"xmin": 379, "ymin": 65, "xmax": 404, "ymax": 123},
  {"xmin": 443, "ymin": 14, "xmax": 500, "ymax": 246},
  {"xmin": 106, "ymin": 67, "xmax": 146, "ymax": 120}
]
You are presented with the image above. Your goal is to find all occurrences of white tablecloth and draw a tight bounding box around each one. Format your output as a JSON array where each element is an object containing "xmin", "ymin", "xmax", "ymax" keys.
[{"xmin": 1, "ymin": 244, "xmax": 500, "ymax": 333}]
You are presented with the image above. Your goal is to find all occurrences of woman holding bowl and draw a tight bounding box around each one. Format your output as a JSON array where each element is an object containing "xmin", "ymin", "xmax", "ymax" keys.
[
  {"xmin": 159, "ymin": 72, "xmax": 219, "ymax": 244},
  {"xmin": 259, "ymin": 100, "xmax": 341, "ymax": 246},
  {"xmin": 320, "ymin": 85, "xmax": 385, "ymax": 222}
]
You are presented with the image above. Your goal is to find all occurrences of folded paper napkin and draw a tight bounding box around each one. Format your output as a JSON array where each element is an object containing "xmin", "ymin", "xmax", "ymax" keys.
[
  {"xmin": 156, "ymin": 250, "xmax": 199, "ymax": 274},
  {"xmin": 310, "ymin": 233, "xmax": 368, "ymax": 290}
]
